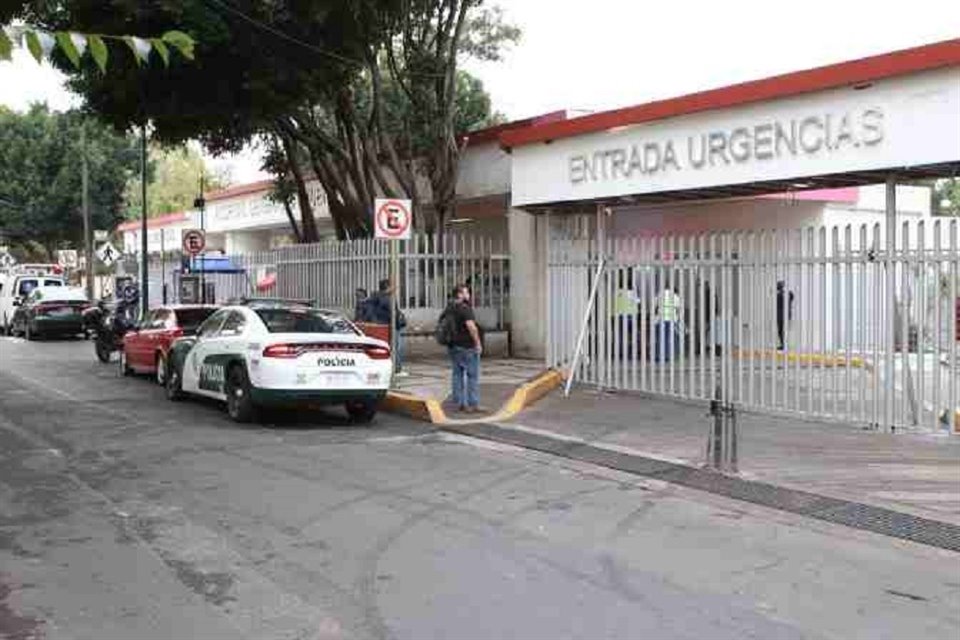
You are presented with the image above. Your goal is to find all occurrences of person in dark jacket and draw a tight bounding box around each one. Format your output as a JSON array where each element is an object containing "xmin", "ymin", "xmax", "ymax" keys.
[
  {"xmin": 370, "ymin": 279, "xmax": 407, "ymax": 374},
  {"xmin": 776, "ymin": 281, "xmax": 795, "ymax": 351},
  {"xmin": 354, "ymin": 288, "xmax": 369, "ymax": 322}
]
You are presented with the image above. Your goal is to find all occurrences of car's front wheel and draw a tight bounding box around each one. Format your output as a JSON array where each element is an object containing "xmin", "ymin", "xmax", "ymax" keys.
[
  {"xmin": 345, "ymin": 399, "xmax": 378, "ymax": 424},
  {"xmin": 155, "ymin": 353, "xmax": 167, "ymax": 385},
  {"xmin": 225, "ymin": 365, "xmax": 257, "ymax": 423}
]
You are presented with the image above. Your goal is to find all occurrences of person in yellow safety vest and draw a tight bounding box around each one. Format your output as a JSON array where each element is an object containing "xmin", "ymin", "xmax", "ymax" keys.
[
  {"xmin": 614, "ymin": 281, "xmax": 638, "ymax": 359},
  {"xmin": 655, "ymin": 285, "xmax": 681, "ymax": 362}
]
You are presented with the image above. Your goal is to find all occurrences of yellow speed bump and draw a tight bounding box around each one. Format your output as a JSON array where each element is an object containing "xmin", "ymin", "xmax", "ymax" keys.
[{"xmin": 383, "ymin": 369, "xmax": 565, "ymax": 425}]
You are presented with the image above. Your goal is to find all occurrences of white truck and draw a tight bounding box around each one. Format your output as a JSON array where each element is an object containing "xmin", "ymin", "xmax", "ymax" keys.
[{"xmin": 0, "ymin": 265, "xmax": 67, "ymax": 335}]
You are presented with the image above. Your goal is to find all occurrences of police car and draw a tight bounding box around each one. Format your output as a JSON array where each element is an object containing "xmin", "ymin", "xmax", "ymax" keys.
[{"xmin": 164, "ymin": 299, "xmax": 392, "ymax": 423}]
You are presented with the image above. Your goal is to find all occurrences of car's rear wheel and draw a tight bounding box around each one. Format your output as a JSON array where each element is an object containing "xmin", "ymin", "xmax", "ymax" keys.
[
  {"xmin": 345, "ymin": 399, "xmax": 378, "ymax": 424},
  {"xmin": 119, "ymin": 349, "xmax": 133, "ymax": 376},
  {"xmin": 225, "ymin": 365, "xmax": 256, "ymax": 423},
  {"xmin": 155, "ymin": 353, "xmax": 167, "ymax": 385},
  {"xmin": 165, "ymin": 362, "xmax": 184, "ymax": 401}
]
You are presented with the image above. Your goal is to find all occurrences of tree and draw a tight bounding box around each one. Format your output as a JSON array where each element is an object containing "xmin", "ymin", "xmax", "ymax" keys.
[
  {"xmin": 124, "ymin": 144, "xmax": 230, "ymax": 219},
  {"xmin": 25, "ymin": 0, "xmax": 518, "ymax": 240},
  {"xmin": 933, "ymin": 179, "xmax": 960, "ymax": 216},
  {"xmin": 0, "ymin": 104, "xmax": 139, "ymax": 258}
]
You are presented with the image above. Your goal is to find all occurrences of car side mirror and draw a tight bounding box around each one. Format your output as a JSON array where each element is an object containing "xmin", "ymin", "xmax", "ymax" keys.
[{"xmin": 12, "ymin": 298, "xmax": 21, "ymax": 307}]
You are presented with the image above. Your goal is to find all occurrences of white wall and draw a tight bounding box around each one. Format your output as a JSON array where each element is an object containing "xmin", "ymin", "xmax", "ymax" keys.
[{"xmin": 456, "ymin": 142, "xmax": 512, "ymax": 199}]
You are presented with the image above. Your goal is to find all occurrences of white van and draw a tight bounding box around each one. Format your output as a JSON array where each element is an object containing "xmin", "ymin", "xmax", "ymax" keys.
[{"xmin": 1, "ymin": 268, "xmax": 67, "ymax": 335}]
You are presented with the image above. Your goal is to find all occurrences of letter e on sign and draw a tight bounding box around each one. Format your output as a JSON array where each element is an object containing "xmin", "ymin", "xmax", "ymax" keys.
[
  {"xmin": 182, "ymin": 229, "xmax": 206, "ymax": 255},
  {"xmin": 374, "ymin": 199, "xmax": 412, "ymax": 240}
]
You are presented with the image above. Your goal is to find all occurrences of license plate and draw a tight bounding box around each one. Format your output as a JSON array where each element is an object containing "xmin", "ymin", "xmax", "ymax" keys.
[{"xmin": 46, "ymin": 307, "xmax": 72, "ymax": 317}]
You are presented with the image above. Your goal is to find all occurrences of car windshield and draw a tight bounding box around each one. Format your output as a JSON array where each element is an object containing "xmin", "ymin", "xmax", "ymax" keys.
[
  {"xmin": 175, "ymin": 308, "xmax": 219, "ymax": 333},
  {"xmin": 255, "ymin": 308, "xmax": 355, "ymax": 334}
]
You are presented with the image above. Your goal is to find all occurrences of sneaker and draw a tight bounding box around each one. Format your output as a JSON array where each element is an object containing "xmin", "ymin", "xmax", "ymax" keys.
[{"xmin": 466, "ymin": 406, "xmax": 485, "ymax": 414}]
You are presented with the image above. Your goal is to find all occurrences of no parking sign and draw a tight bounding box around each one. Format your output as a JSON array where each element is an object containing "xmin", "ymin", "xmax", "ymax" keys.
[{"xmin": 374, "ymin": 199, "xmax": 412, "ymax": 240}]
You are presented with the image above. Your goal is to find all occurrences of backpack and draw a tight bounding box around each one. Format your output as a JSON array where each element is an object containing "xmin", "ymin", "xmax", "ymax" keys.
[{"xmin": 434, "ymin": 307, "xmax": 456, "ymax": 346}]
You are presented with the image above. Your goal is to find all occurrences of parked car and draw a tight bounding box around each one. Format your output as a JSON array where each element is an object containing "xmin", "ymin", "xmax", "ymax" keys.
[
  {"xmin": 10, "ymin": 286, "xmax": 89, "ymax": 340},
  {"xmin": 164, "ymin": 299, "xmax": 392, "ymax": 423},
  {"xmin": 120, "ymin": 305, "xmax": 220, "ymax": 383},
  {"xmin": 1, "ymin": 267, "xmax": 67, "ymax": 335}
]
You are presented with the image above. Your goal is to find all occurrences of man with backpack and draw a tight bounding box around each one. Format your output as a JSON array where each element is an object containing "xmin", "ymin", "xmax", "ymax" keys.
[{"xmin": 436, "ymin": 284, "xmax": 482, "ymax": 413}]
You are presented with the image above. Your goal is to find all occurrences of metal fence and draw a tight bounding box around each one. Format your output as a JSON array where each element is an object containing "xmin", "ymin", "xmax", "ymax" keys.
[
  {"xmin": 123, "ymin": 232, "xmax": 510, "ymax": 332},
  {"xmin": 548, "ymin": 217, "xmax": 960, "ymax": 432}
]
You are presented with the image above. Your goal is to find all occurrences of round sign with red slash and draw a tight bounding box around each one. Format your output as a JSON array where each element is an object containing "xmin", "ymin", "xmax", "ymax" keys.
[
  {"xmin": 374, "ymin": 198, "xmax": 413, "ymax": 240},
  {"xmin": 182, "ymin": 229, "xmax": 206, "ymax": 255}
]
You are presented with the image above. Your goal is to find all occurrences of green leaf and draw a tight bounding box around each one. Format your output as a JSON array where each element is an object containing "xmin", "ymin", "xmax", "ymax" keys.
[
  {"xmin": 0, "ymin": 29, "xmax": 12, "ymax": 62},
  {"xmin": 150, "ymin": 38, "xmax": 169, "ymax": 67},
  {"xmin": 161, "ymin": 30, "xmax": 194, "ymax": 60},
  {"xmin": 55, "ymin": 31, "xmax": 81, "ymax": 68},
  {"xmin": 124, "ymin": 36, "xmax": 142, "ymax": 66},
  {"xmin": 24, "ymin": 30, "xmax": 44, "ymax": 64},
  {"xmin": 87, "ymin": 34, "xmax": 107, "ymax": 73}
]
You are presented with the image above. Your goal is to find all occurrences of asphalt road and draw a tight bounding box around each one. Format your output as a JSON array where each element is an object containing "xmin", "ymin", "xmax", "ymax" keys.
[{"xmin": 1, "ymin": 338, "xmax": 958, "ymax": 640}]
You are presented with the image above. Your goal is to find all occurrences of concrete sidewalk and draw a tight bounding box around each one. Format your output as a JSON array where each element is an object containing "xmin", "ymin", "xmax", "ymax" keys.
[{"xmin": 495, "ymin": 388, "xmax": 960, "ymax": 526}]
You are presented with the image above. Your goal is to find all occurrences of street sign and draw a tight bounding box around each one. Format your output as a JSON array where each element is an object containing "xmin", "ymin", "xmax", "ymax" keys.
[
  {"xmin": 374, "ymin": 198, "xmax": 413, "ymax": 240},
  {"xmin": 182, "ymin": 229, "xmax": 206, "ymax": 255},
  {"xmin": 96, "ymin": 242, "xmax": 119, "ymax": 266},
  {"xmin": 94, "ymin": 230, "xmax": 109, "ymax": 242},
  {"xmin": 57, "ymin": 249, "xmax": 78, "ymax": 269}
]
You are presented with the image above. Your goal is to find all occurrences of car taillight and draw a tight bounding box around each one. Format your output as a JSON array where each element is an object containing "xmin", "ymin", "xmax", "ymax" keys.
[
  {"xmin": 263, "ymin": 344, "xmax": 300, "ymax": 358},
  {"xmin": 364, "ymin": 345, "xmax": 391, "ymax": 360}
]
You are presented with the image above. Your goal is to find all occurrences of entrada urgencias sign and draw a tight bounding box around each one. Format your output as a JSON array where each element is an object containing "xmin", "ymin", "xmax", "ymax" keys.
[{"xmin": 569, "ymin": 107, "xmax": 884, "ymax": 184}]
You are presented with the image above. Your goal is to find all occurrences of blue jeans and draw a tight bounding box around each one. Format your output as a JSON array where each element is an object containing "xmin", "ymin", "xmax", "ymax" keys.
[
  {"xmin": 656, "ymin": 321, "xmax": 676, "ymax": 362},
  {"xmin": 449, "ymin": 346, "xmax": 480, "ymax": 408}
]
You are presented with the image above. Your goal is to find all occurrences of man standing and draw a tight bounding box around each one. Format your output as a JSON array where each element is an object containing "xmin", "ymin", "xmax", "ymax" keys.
[
  {"xmin": 655, "ymin": 282, "xmax": 681, "ymax": 362},
  {"xmin": 776, "ymin": 281, "xmax": 794, "ymax": 351},
  {"xmin": 445, "ymin": 284, "xmax": 482, "ymax": 413},
  {"xmin": 370, "ymin": 279, "xmax": 407, "ymax": 375}
]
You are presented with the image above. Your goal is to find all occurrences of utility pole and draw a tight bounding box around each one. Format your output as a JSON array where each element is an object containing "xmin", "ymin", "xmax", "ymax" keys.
[{"xmin": 81, "ymin": 122, "xmax": 93, "ymax": 300}]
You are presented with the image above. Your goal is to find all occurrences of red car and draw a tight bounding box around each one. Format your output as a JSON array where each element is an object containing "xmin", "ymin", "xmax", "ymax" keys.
[{"xmin": 120, "ymin": 305, "xmax": 219, "ymax": 384}]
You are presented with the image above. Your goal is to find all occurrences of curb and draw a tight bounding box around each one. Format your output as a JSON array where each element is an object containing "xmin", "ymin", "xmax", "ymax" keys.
[
  {"xmin": 734, "ymin": 349, "xmax": 872, "ymax": 371},
  {"xmin": 383, "ymin": 368, "xmax": 565, "ymax": 425}
]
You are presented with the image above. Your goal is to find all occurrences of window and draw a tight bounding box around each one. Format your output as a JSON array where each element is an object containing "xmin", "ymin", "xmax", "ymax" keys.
[
  {"xmin": 16, "ymin": 279, "xmax": 38, "ymax": 297},
  {"xmin": 151, "ymin": 310, "xmax": 172, "ymax": 330},
  {"xmin": 219, "ymin": 312, "xmax": 247, "ymax": 337},
  {"xmin": 174, "ymin": 308, "xmax": 218, "ymax": 335},
  {"xmin": 43, "ymin": 279, "xmax": 63, "ymax": 287},
  {"xmin": 197, "ymin": 310, "xmax": 229, "ymax": 339},
  {"xmin": 255, "ymin": 308, "xmax": 355, "ymax": 334}
]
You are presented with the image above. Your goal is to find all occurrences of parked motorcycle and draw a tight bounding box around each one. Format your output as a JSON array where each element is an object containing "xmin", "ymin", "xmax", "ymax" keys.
[{"xmin": 83, "ymin": 297, "xmax": 139, "ymax": 363}]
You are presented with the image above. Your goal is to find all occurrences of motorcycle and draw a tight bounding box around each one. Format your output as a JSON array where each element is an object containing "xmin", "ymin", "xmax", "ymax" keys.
[{"xmin": 83, "ymin": 297, "xmax": 138, "ymax": 363}]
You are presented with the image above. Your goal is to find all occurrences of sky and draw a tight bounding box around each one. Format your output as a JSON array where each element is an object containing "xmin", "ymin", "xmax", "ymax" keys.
[{"xmin": 2, "ymin": 0, "xmax": 958, "ymax": 183}]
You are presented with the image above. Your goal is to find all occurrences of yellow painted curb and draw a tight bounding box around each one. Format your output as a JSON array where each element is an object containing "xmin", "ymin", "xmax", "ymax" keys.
[
  {"xmin": 734, "ymin": 349, "xmax": 872, "ymax": 371},
  {"xmin": 382, "ymin": 368, "xmax": 565, "ymax": 425},
  {"xmin": 381, "ymin": 391, "xmax": 445, "ymax": 423}
]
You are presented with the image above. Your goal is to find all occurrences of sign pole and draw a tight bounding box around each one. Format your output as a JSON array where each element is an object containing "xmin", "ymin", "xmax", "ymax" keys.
[
  {"xmin": 390, "ymin": 240, "xmax": 399, "ymax": 376},
  {"xmin": 373, "ymin": 197, "xmax": 412, "ymax": 379}
]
